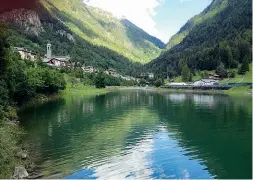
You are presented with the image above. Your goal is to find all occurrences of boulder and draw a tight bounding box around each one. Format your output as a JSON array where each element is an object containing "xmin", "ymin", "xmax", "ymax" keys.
[
  {"xmin": 16, "ymin": 150, "xmax": 28, "ymax": 159},
  {"xmin": 13, "ymin": 166, "xmax": 29, "ymax": 179}
]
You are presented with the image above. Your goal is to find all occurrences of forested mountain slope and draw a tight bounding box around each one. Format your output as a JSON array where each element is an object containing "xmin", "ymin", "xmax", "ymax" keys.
[
  {"xmin": 148, "ymin": 0, "xmax": 252, "ymax": 77},
  {"xmin": 40, "ymin": 0, "xmax": 165, "ymax": 63}
]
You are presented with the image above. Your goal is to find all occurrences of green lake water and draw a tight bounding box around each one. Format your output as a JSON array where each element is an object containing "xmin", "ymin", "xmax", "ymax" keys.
[{"xmin": 19, "ymin": 90, "xmax": 252, "ymax": 179}]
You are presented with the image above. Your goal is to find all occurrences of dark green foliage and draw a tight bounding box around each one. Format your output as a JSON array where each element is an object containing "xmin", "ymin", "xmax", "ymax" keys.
[
  {"xmin": 154, "ymin": 79, "xmax": 164, "ymax": 87},
  {"xmin": 0, "ymin": 25, "xmax": 66, "ymax": 105},
  {"xmin": 104, "ymin": 74, "xmax": 121, "ymax": 86},
  {"xmin": 238, "ymin": 55, "xmax": 250, "ymax": 75},
  {"xmin": 0, "ymin": 23, "xmax": 10, "ymax": 76},
  {"xmin": 181, "ymin": 64, "xmax": 191, "ymax": 82},
  {"xmin": 0, "ymin": 80, "xmax": 8, "ymax": 106},
  {"xmin": 227, "ymin": 70, "xmax": 236, "ymax": 78},
  {"xmin": 148, "ymin": 0, "xmax": 252, "ymax": 77},
  {"xmin": 215, "ymin": 62, "xmax": 227, "ymax": 79},
  {"xmin": 94, "ymin": 72, "xmax": 106, "ymax": 89}
]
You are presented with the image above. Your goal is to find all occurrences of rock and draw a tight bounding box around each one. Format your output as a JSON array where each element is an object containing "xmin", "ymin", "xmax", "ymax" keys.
[
  {"xmin": 28, "ymin": 172, "xmax": 44, "ymax": 179},
  {"xmin": 16, "ymin": 150, "xmax": 28, "ymax": 159},
  {"xmin": 13, "ymin": 166, "xmax": 29, "ymax": 179}
]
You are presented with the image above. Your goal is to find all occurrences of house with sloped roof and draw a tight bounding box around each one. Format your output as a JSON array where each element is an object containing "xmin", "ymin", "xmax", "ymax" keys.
[
  {"xmin": 13, "ymin": 47, "xmax": 38, "ymax": 61},
  {"xmin": 193, "ymin": 79, "xmax": 219, "ymax": 86}
]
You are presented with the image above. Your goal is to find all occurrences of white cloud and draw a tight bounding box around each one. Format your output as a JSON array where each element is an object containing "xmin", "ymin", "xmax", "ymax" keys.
[{"xmin": 84, "ymin": 0, "xmax": 165, "ymax": 42}]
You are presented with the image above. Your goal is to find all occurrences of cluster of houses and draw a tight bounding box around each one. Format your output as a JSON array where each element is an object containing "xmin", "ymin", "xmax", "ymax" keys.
[
  {"xmin": 140, "ymin": 73, "xmax": 154, "ymax": 79},
  {"xmin": 14, "ymin": 43, "xmax": 138, "ymax": 81},
  {"xmin": 14, "ymin": 44, "xmax": 72, "ymax": 68},
  {"xmin": 169, "ymin": 73, "xmax": 220, "ymax": 87}
]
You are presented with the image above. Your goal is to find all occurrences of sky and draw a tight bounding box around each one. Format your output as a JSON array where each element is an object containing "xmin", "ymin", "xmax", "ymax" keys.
[{"xmin": 84, "ymin": 0, "xmax": 212, "ymax": 43}]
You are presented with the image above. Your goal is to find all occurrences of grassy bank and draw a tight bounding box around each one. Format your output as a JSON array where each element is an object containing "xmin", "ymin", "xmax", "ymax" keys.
[
  {"xmin": 157, "ymin": 86, "xmax": 252, "ymax": 97},
  {"xmin": 62, "ymin": 82, "xmax": 108, "ymax": 97},
  {"xmin": 156, "ymin": 87, "xmax": 224, "ymax": 95},
  {"xmin": 223, "ymin": 86, "xmax": 252, "ymax": 96}
]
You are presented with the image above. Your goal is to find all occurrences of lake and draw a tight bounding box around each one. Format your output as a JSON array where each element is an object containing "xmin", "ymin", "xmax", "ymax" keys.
[{"xmin": 19, "ymin": 90, "xmax": 252, "ymax": 179}]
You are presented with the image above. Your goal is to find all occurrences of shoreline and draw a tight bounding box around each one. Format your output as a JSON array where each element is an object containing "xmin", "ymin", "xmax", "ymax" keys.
[{"xmin": 156, "ymin": 86, "xmax": 252, "ymax": 97}]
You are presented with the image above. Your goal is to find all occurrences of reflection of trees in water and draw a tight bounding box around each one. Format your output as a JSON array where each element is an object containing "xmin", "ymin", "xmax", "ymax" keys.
[
  {"xmin": 21, "ymin": 90, "xmax": 160, "ymax": 176},
  {"xmin": 20, "ymin": 91, "xmax": 252, "ymax": 178},
  {"xmin": 154, "ymin": 93, "xmax": 252, "ymax": 179}
]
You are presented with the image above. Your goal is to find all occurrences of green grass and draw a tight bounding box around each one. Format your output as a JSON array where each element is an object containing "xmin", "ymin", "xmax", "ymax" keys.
[
  {"xmin": 221, "ymin": 64, "xmax": 252, "ymax": 83},
  {"xmin": 62, "ymin": 82, "xmax": 108, "ymax": 97},
  {"xmin": 223, "ymin": 86, "xmax": 252, "ymax": 96}
]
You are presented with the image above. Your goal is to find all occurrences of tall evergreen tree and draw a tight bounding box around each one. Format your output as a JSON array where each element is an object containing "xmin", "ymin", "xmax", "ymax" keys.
[
  {"xmin": 238, "ymin": 55, "xmax": 250, "ymax": 75},
  {"xmin": 181, "ymin": 64, "xmax": 191, "ymax": 82}
]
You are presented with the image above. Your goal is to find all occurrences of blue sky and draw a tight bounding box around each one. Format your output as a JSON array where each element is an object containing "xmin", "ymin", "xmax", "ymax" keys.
[{"xmin": 85, "ymin": 0, "xmax": 212, "ymax": 43}]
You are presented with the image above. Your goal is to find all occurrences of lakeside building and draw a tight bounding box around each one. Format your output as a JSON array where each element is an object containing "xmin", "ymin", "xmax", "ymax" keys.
[
  {"xmin": 208, "ymin": 73, "xmax": 220, "ymax": 80},
  {"xmin": 193, "ymin": 79, "xmax": 219, "ymax": 86},
  {"xmin": 170, "ymin": 82, "xmax": 187, "ymax": 86}
]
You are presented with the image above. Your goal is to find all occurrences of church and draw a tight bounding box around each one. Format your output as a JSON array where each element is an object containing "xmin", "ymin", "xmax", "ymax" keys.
[{"xmin": 43, "ymin": 43, "xmax": 72, "ymax": 68}]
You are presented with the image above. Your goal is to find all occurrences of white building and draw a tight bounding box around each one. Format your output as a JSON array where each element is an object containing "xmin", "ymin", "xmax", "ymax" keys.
[
  {"xmin": 13, "ymin": 47, "xmax": 38, "ymax": 61},
  {"xmin": 82, "ymin": 65, "xmax": 96, "ymax": 73},
  {"xmin": 148, "ymin": 73, "xmax": 154, "ymax": 79},
  {"xmin": 193, "ymin": 79, "xmax": 219, "ymax": 86},
  {"xmin": 169, "ymin": 82, "xmax": 187, "ymax": 86}
]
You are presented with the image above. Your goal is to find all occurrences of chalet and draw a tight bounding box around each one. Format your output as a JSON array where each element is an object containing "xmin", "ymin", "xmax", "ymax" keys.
[
  {"xmin": 208, "ymin": 73, "xmax": 220, "ymax": 80},
  {"xmin": 193, "ymin": 79, "xmax": 219, "ymax": 86},
  {"xmin": 43, "ymin": 43, "xmax": 71, "ymax": 68},
  {"xmin": 13, "ymin": 47, "xmax": 38, "ymax": 61}
]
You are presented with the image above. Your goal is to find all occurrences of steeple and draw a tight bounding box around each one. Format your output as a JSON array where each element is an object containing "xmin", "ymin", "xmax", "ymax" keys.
[{"xmin": 47, "ymin": 43, "xmax": 52, "ymax": 59}]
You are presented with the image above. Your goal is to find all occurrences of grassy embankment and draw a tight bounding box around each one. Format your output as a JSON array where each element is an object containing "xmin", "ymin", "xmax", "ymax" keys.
[{"xmin": 62, "ymin": 82, "xmax": 108, "ymax": 97}]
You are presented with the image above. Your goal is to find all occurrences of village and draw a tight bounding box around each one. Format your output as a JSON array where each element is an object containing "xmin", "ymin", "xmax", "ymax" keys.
[
  {"xmin": 13, "ymin": 43, "xmax": 239, "ymax": 90},
  {"xmin": 13, "ymin": 43, "xmax": 151, "ymax": 83}
]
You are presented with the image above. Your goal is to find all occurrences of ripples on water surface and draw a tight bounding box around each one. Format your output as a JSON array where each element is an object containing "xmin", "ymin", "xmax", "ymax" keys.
[{"xmin": 19, "ymin": 90, "xmax": 252, "ymax": 179}]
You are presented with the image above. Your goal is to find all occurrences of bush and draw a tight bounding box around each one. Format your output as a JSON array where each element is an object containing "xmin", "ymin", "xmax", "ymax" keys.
[
  {"xmin": 94, "ymin": 72, "xmax": 106, "ymax": 88},
  {"xmin": 154, "ymin": 79, "xmax": 164, "ymax": 87}
]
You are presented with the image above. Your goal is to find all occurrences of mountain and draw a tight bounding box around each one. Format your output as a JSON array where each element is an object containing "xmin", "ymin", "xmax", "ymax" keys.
[
  {"xmin": 40, "ymin": 0, "xmax": 165, "ymax": 63},
  {"xmin": 121, "ymin": 19, "xmax": 166, "ymax": 49},
  {"xmin": 0, "ymin": 0, "xmax": 165, "ymax": 77},
  {"xmin": 148, "ymin": 0, "xmax": 252, "ymax": 77},
  {"xmin": 166, "ymin": 0, "xmax": 228, "ymax": 50}
]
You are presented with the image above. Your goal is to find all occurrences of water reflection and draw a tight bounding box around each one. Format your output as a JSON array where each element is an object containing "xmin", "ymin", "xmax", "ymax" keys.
[{"xmin": 19, "ymin": 91, "xmax": 252, "ymax": 179}]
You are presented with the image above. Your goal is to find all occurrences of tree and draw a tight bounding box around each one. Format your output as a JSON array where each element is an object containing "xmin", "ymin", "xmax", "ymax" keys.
[
  {"xmin": 94, "ymin": 72, "xmax": 106, "ymax": 88},
  {"xmin": 154, "ymin": 79, "xmax": 164, "ymax": 87},
  {"xmin": 0, "ymin": 23, "xmax": 10, "ymax": 77},
  {"xmin": 181, "ymin": 64, "xmax": 191, "ymax": 82},
  {"xmin": 238, "ymin": 55, "xmax": 250, "ymax": 75},
  {"xmin": 216, "ymin": 62, "xmax": 227, "ymax": 79}
]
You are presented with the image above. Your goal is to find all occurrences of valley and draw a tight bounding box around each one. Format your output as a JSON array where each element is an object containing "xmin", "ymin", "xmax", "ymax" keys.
[{"xmin": 0, "ymin": 0, "xmax": 252, "ymax": 179}]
